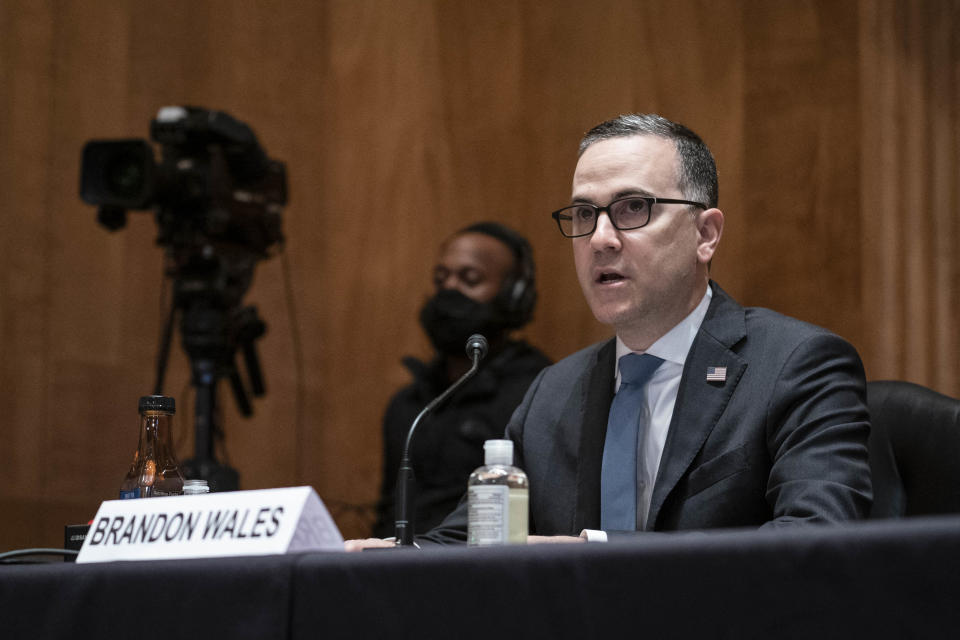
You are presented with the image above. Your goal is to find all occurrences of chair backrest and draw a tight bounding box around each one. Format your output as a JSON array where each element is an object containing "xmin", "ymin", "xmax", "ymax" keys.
[{"xmin": 867, "ymin": 380, "xmax": 960, "ymax": 517}]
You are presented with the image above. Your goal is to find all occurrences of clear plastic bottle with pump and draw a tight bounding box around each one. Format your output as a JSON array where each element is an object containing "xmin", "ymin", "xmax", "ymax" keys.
[
  {"xmin": 467, "ymin": 439, "xmax": 529, "ymax": 546},
  {"xmin": 119, "ymin": 395, "xmax": 185, "ymax": 498}
]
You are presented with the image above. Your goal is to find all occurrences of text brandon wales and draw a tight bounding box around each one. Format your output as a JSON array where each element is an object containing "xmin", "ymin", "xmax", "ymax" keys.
[{"xmin": 88, "ymin": 506, "xmax": 285, "ymax": 546}]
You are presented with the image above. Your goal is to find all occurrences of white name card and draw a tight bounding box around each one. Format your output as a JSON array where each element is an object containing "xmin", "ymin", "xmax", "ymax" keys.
[{"xmin": 76, "ymin": 486, "xmax": 343, "ymax": 564}]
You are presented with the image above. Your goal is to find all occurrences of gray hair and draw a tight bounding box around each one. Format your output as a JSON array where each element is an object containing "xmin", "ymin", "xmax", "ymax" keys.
[{"xmin": 579, "ymin": 114, "xmax": 719, "ymax": 209}]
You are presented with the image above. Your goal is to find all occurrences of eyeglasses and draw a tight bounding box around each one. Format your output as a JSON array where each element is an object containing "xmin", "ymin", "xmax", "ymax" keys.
[{"xmin": 550, "ymin": 196, "xmax": 707, "ymax": 238}]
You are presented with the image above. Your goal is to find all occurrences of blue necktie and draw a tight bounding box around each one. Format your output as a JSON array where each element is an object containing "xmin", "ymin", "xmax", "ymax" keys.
[{"xmin": 601, "ymin": 353, "xmax": 664, "ymax": 531}]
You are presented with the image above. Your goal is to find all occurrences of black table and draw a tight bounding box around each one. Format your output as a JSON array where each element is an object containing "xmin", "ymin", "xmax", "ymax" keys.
[{"xmin": 4, "ymin": 516, "xmax": 959, "ymax": 639}]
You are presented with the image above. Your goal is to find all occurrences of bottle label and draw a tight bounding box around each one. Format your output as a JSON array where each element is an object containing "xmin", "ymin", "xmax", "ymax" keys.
[
  {"xmin": 468, "ymin": 485, "xmax": 529, "ymax": 546},
  {"xmin": 119, "ymin": 488, "xmax": 140, "ymax": 500},
  {"xmin": 468, "ymin": 485, "xmax": 508, "ymax": 546}
]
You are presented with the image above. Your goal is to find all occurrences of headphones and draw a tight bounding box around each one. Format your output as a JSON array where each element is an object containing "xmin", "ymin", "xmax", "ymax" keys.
[{"xmin": 460, "ymin": 222, "xmax": 537, "ymax": 329}]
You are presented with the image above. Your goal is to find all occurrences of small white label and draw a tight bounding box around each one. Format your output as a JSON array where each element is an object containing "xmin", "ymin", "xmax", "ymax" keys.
[
  {"xmin": 76, "ymin": 486, "xmax": 343, "ymax": 563},
  {"xmin": 468, "ymin": 485, "xmax": 509, "ymax": 546}
]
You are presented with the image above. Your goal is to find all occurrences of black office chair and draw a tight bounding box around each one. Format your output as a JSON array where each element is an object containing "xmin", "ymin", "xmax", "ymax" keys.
[{"xmin": 867, "ymin": 380, "xmax": 960, "ymax": 518}]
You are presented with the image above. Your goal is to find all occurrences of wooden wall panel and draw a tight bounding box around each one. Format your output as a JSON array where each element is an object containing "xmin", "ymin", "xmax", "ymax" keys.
[
  {"xmin": 0, "ymin": 0, "xmax": 957, "ymax": 549},
  {"xmin": 859, "ymin": 0, "xmax": 960, "ymax": 392},
  {"xmin": 740, "ymin": 0, "xmax": 863, "ymax": 341},
  {"xmin": 0, "ymin": 0, "xmax": 57, "ymax": 506}
]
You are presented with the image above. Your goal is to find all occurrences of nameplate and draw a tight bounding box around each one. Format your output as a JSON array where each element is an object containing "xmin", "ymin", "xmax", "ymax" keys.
[{"xmin": 76, "ymin": 486, "xmax": 343, "ymax": 564}]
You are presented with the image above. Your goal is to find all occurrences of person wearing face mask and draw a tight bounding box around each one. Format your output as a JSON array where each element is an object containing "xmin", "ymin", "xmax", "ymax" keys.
[{"xmin": 372, "ymin": 222, "xmax": 551, "ymax": 538}]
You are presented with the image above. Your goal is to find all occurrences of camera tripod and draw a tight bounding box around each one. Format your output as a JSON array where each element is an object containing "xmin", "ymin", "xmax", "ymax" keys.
[{"xmin": 154, "ymin": 255, "xmax": 267, "ymax": 492}]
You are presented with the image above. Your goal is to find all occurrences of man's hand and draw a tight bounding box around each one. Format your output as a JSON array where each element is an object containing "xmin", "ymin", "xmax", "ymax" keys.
[
  {"xmin": 344, "ymin": 538, "xmax": 397, "ymax": 552},
  {"xmin": 527, "ymin": 535, "xmax": 585, "ymax": 544}
]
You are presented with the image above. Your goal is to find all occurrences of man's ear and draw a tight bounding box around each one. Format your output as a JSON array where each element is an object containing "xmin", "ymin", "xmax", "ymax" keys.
[{"xmin": 696, "ymin": 207, "xmax": 723, "ymax": 265}]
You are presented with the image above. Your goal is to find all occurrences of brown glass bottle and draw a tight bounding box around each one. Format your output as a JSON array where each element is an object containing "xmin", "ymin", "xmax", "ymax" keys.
[{"xmin": 119, "ymin": 395, "xmax": 185, "ymax": 498}]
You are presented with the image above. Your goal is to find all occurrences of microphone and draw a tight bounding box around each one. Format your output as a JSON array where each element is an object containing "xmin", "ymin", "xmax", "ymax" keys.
[
  {"xmin": 395, "ymin": 334, "xmax": 488, "ymax": 546},
  {"xmin": 465, "ymin": 333, "xmax": 488, "ymax": 361}
]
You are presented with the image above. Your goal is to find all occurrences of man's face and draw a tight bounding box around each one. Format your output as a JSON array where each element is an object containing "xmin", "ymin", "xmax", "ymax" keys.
[
  {"xmin": 571, "ymin": 135, "xmax": 714, "ymax": 348},
  {"xmin": 433, "ymin": 232, "xmax": 515, "ymax": 303}
]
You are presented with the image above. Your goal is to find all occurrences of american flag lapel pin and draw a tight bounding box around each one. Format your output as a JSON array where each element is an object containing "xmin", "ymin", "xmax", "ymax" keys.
[{"xmin": 706, "ymin": 366, "xmax": 727, "ymax": 382}]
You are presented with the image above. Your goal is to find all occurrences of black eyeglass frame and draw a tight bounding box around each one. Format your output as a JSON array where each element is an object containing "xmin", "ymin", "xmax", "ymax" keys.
[{"xmin": 550, "ymin": 196, "xmax": 707, "ymax": 238}]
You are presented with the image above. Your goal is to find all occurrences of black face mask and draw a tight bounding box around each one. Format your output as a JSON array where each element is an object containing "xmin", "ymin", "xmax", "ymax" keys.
[{"xmin": 419, "ymin": 289, "xmax": 507, "ymax": 357}]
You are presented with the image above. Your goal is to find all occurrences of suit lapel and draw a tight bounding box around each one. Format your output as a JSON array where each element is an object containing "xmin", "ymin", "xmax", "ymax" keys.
[
  {"xmin": 572, "ymin": 339, "xmax": 616, "ymax": 532},
  {"xmin": 646, "ymin": 283, "xmax": 748, "ymax": 530}
]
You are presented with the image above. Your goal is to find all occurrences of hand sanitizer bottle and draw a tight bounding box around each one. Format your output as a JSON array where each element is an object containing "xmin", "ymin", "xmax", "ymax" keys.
[{"xmin": 467, "ymin": 439, "xmax": 528, "ymax": 546}]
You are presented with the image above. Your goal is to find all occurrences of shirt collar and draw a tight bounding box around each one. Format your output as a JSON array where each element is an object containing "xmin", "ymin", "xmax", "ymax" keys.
[{"xmin": 615, "ymin": 285, "xmax": 712, "ymax": 369}]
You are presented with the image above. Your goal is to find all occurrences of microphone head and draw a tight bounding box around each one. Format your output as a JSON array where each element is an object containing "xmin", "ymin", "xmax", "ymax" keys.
[{"xmin": 465, "ymin": 334, "xmax": 488, "ymax": 361}]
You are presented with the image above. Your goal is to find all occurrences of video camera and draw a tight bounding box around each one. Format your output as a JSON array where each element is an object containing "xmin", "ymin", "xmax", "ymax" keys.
[{"xmin": 80, "ymin": 105, "xmax": 285, "ymax": 258}]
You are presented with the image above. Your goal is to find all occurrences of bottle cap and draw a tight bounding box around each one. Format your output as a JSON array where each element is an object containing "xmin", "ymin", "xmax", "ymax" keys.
[
  {"xmin": 138, "ymin": 395, "xmax": 176, "ymax": 413},
  {"xmin": 183, "ymin": 479, "xmax": 210, "ymax": 495},
  {"xmin": 484, "ymin": 439, "xmax": 514, "ymax": 466}
]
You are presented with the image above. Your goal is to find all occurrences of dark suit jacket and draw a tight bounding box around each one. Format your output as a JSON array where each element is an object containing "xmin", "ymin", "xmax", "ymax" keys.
[{"xmin": 420, "ymin": 282, "xmax": 873, "ymax": 543}]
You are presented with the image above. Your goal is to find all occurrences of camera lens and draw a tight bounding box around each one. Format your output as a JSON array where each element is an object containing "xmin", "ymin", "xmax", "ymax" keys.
[{"xmin": 104, "ymin": 153, "xmax": 146, "ymax": 199}]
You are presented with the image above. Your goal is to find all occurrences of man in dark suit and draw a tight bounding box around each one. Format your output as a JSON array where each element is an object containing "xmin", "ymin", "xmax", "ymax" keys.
[{"xmin": 346, "ymin": 113, "xmax": 871, "ymax": 549}]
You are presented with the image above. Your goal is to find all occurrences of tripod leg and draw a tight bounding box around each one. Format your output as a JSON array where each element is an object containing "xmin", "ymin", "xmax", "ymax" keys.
[
  {"xmin": 193, "ymin": 360, "xmax": 217, "ymax": 463},
  {"xmin": 153, "ymin": 294, "xmax": 177, "ymax": 395},
  {"xmin": 228, "ymin": 361, "xmax": 253, "ymax": 417}
]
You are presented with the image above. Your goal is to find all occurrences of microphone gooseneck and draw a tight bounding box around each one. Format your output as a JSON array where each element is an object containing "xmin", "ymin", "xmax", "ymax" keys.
[{"xmin": 395, "ymin": 334, "xmax": 488, "ymax": 546}]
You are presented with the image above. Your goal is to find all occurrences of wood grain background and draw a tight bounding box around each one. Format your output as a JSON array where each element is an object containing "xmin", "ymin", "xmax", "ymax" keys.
[{"xmin": 1, "ymin": 0, "xmax": 957, "ymax": 547}]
